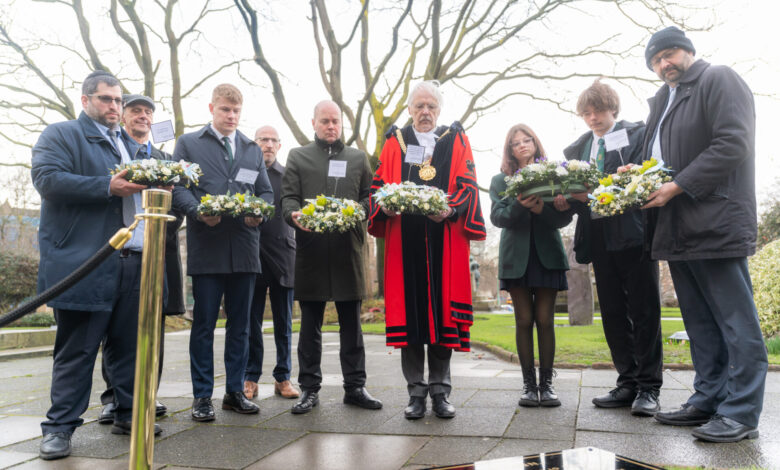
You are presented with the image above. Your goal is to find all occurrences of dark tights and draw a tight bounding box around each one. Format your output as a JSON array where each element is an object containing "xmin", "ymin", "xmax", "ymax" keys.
[{"xmin": 508, "ymin": 287, "xmax": 558, "ymax": 370}]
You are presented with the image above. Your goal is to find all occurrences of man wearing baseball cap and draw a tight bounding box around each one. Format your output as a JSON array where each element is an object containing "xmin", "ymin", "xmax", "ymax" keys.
[{"xmin": 641, "ymin": 26, "xmax": 767, "ymax": 443}]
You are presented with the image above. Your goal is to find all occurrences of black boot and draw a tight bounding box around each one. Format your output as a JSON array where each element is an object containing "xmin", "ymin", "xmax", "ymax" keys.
[
  {"xmin": 538, "ymin": 368, "xmax": 561, "ymax": 407},
  {"xmin": 518, "ymin": 367, "xmax": 539, "ymax": 407}
]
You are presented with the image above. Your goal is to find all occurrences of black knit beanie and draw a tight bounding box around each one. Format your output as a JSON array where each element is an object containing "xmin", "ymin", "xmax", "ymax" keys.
[{"xmin": 645, "ymin": 26, "xmax": 695, "ymax": 70}]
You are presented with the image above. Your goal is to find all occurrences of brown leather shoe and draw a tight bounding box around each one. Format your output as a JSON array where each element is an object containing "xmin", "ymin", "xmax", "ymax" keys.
[
  {"xmin": 274, "ymin": 380, "xmax": 300, "ymax": 399},
  {"xmin": 244, "ymin": 380, "xmax": 258, "ymax": 399}
]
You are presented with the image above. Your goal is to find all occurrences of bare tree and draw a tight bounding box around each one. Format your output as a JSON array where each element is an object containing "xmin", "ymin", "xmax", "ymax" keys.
[
  {"xmin": 0, "ymin": 0, "xmax": 244, "ymax": 154},
  {"xmin": 234, "ymin": 0, "xmax": 709, "ymax": 296}
]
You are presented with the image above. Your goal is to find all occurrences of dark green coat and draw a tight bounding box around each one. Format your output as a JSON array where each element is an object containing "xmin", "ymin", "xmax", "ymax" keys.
[
  {"xmin": 489, "ymin": 173, "xmax": 572, "ymax": 280},
  {"xmin": 281, "ymin": 137, "xmax": 372, "ymax": 301}
]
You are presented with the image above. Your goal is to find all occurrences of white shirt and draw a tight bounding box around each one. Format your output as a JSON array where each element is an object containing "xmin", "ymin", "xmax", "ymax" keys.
[
  {"xmin": 413, "ymin": 128, "xmax": 437, "ymax": 159},
  {"xmin": 650, "ymin": 85, "xmax": 677, "ymax": 163},
  {"xmin": 211, "ymin": 124, "xmax": 237, "ymax": 160}
]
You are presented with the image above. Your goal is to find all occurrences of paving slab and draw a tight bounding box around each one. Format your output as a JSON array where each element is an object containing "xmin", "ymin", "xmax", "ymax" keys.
[
  {"xmin": 0, "ymin": 450, "xmax": 36, "ymax": 468},
  {"xmin": 481, "ymin": 438, "xmax": 574, "ymax": 460},
  {"xmin": 153, "ymin": 425, "xmax": 304, "ymax": 469},
  {"xmin": 407, "ymin": 436, "xmax": 499, "ymax": 466},
  {"xmin": 8, "ymin": 456, "xmax": 165, "ymax": 469},
  {"xmin": 247, "ymin": 433, "xmax": 428, "ymax": 470},
  {"xmin": 376, "ymin": 406, "xmax": 516, "ymax": 438},
  {"xmin": 0, "ymin": 416, "xmax": 44, "ymax": 447},
  {"xmin": 574, "ymin": 430, "xmax": 759, "ymax": 468}
]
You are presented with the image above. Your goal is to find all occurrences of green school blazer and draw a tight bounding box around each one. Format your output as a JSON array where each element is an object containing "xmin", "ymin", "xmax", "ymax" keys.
[{"xmin": 489, "ymin": 173, "xmax": 572, "ymax": 280}]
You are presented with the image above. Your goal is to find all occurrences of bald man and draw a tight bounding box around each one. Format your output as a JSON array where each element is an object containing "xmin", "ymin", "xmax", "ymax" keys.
[
  {"xmin": 244, "ymin": 126, "xmax": 300, "ymax": 400},
  {"xmin": 280, "ymin": 101, "xmax": 382, "ymax": 414}
]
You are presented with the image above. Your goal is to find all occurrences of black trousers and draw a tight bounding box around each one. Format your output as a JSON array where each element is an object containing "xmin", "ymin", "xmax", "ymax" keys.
[
  {"xmin": 42, "ymin": 254, "xmax": 141, "ymax": 435},
  {"xmin": 100, "ymin": 324, "xmax": 164, "ymax": 406},
  {"xmin": 297, "ymin": 300, "xmax": 366, "ymax": 393},
  {"xmin": 591, "ymin": 230, "xmax": 663, "ymax": 392}
]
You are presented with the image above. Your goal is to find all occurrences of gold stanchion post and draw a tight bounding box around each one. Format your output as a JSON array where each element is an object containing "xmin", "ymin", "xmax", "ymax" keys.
[{"xmin": 129, "ymin": 189, "xmax": 175, "ymax": 470}]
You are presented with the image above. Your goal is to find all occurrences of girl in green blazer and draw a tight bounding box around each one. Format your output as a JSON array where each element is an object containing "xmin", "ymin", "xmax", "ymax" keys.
[{"xmin": 489, "ymin": 124, "xmax": 572, "ymax": 408}]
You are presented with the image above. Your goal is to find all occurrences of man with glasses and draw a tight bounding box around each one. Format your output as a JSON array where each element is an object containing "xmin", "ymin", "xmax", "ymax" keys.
[
  {"xmin": 642, "ymin": 26, "xmax": 766, "ymax": 443},
  {"xmin": 243, "ymin": 126, "xmax": 300, "ymax": 400},
  {"xmin": 32, "ymin": 70, "xmax": 149, "ymax": 459}
]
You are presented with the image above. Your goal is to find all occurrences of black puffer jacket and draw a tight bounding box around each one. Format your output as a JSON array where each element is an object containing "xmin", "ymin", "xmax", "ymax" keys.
[
  {"xmin": 643, "ymin": 60, "xmax": 756, "ymax": 260},
  {"xmin": 563, "ymin": 120, "xmax": 646, "ymax": 264}
]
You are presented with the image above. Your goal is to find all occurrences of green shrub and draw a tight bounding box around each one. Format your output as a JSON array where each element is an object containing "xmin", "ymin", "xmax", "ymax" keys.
[
  {"xmin": 749, "ymin": 239, "xmax": 780, "ymax": 338},
  {"xmin": 0, "ymin": 252, "xmax": 38, "ymax": 313},
  {"xmin": 12, "ymin": 311, "xmax": 55, "ymax": 327},
  {"xmin": 757, "ymin": 196, "xmax": 780, "ymax": 248}
]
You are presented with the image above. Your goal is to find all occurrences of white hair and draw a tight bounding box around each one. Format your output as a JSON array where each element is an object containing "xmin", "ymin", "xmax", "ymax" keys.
[{"xmin": 408, "ymin": 80, "xmax": 443, "ymax": 108}]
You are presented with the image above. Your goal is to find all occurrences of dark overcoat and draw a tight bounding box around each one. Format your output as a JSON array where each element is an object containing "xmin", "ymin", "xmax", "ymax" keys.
[
  {"xmin": 643, "ymin": 60, "xmax": 756, "ymax": 260},
  {"xmin": 172, "ymin": 125, "xmax": 273, "ymax": 275},
  {"xmin": 260, "ymin": 160, "xmax": 295, "ymax": 288},
  {"xmin": 280, "ymin": 137, "xmax": 372, "ymax": 301},
  {"xmin": 489, "ymin": 174, "xmax": 572, "ymax": 280},
  {"xmin": 31, "ymin": 111, "xmax": 140, "ymax": 311}
]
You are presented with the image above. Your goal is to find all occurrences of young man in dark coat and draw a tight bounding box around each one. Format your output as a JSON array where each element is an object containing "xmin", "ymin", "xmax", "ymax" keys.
[
  {"xmin": 172, "ymin": 84, "xmax": 273, "ymax": 421},
  {"xmin": 561, "ymin": 80, "xmax": 663, "ymax": 416},
  {"xmin": 244, "ymin": 125, "xmax": 300, "ymax": 400},
  {"xmin": 642, "ymin": 26, "xmax": 766, "ymax": 443},
  {"xmin": 32, "ymin": 71, "xmax": 149, "ymax": 459},
  {"xmin": 97, "ymin": 94, "xmax": 185, "ymax": 425},
  {"xmin": 281, "ymin": 100, "xmax": 382, "ymax": 414}
]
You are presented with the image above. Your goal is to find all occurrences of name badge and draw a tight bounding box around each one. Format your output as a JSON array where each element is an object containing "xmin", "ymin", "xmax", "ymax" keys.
[
  {"xmin": 235, "ymin": 168, "xmax": 259, "ymax": 184},
  {"xmin": 150, "ymin": 120, "xmax": 175, "ymax": 143},
  {"xmin": 604, "ymin": 128, "xmax": 629, "ymax": 152},
  {"xmin": 405, "ymin": 145, "xmax": 425, "ymax": 164},
  {"xmin": 328, "ymin": 160, "xmax": 347, "ymax": 178}
]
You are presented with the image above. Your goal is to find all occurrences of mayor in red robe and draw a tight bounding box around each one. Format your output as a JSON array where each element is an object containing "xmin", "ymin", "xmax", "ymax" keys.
[{"xmin": 368, "ymin": 81, "xmax": 485, "ymax": 420}]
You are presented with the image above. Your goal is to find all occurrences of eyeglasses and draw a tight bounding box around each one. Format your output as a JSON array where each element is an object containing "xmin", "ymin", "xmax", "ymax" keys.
[
  {"xmin": 511, "ymin": 138, "xmax": 534, "ymax": 148},
  {"xmin": 651, "ymin": 47, "xmax": 679, "ymax": 68},
  {"xmin": 256, "ymin": 137, "xmax": 279, "ymax": 144},
  {"xmin": 89, "ymin": 94, "xmax": 123, "ymax": 105}
]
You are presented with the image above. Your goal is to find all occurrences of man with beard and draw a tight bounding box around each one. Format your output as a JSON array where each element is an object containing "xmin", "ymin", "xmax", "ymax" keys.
[
  {"xmin": 281, "ymin": 100, "xmax": 382, "ymax": 414},
  {"xmin": 367, "ymin": 81, "xmax": 486, "ymax": 419},
  {"xmin": 96, "ymin": 94, "xmax": 185, "ymax": 426},
  {"xmin": 244, "ymin": 125, "xmax": 300, "ymax": 400},
  {"xmin": 642, "ymin": 26, "xmax": 767, "ymax": 442},
  {"xmin": 32, "ymin": 70, "xmax": 151, "ymax": 459}
]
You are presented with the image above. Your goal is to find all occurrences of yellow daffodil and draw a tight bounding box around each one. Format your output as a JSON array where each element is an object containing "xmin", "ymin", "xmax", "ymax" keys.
[
  {"xmin": 316, "ymin": 195, "xmax": 328, "ymax": 206},
  {"xmin": 597, "ymin": 193, "xmax": 614, "ymax": 205},
  {"xmin": 341, "ymin": 206, "xmax": 355, "ymax": 216},
  {"xmin": 235, "ymin": 193, "xmax": 245, "ymax": 203},
  {"xmin": 599, "ymin": 175, "xmax": 613, "ymax": 187},
  {"xmin": 302, "ymin": 204, "xmax": 316, "ymax": 216}
]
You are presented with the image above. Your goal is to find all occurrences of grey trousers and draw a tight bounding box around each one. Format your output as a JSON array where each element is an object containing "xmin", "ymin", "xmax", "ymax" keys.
[
  {"xmin": 401, "ymin": 344, "xmax": 452, "ymax": 397},
  {"xmin": 669, "ymin": 257, "xmax": 768, "ymax": 428}
]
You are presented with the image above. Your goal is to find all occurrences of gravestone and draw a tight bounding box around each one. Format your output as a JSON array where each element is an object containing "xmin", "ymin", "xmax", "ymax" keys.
[{"xmin": 564, "ymin": 237, "xmax": 593, "ymax": 325}]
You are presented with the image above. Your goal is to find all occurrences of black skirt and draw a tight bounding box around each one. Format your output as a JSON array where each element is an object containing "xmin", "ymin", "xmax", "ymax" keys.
[{"xmin": 500, "ymin": 228, "xmax": 568, "ymax": 291}]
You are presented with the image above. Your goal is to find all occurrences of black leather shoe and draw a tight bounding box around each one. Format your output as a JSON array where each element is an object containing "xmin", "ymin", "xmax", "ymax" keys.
[
  {"xmin": 222, "ymin": 391, "xmax": 260, "ymax": 414},
  {"xmin": 98, "ymin": 402, "xmax": 116, "ymax": 424},
  {"xmin": 155, "ymin": 401, "xmax": 167, "ymax": 417},
  {"xmin": 344, "ymin": 387, "xmax": 383, "ymax": 410},
  {"xmin": 592, "ymin": 386, "xmax": 636, "ymax": 408},
  {"xmin": 40, "ymin": 432, "xmax": 71, "ymax": 460},
  {"xmin": 692, "ymin": 415, "xmax": 759, "ymax": 443},
  {"xmin": 655, "ymin": 403, "xmax": 712, "ymax": 426},
  {"xmin": 631, "ymin": 389, "xmax": 660, "ymax": 417},
  {"xmin": 292, "ymin": 391, "xmax": 319, "ymax": 414},
  {"xmin": 431, "ymin": 393, "xmax": 455, "ymax": 419},
  {"xmin": 111, "ymin": 420, "xmax": 162, "ymax": 436},
  {"xmin": 191, "ymin": 397, "xmax": 215, "ymax": 422},
  {"xmin": 404, "ymin": 396, "xmax": 426, "ymax": 420}
]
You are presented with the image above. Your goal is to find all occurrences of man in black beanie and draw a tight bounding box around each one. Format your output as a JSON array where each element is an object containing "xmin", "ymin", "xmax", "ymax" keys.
[{"xmin": 641, "ymin": 26, "xmax": 767, "ymax": 443}]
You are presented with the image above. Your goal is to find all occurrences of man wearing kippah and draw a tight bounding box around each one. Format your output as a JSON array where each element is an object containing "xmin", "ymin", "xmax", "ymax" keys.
[{"xmin": 641, "ymin": 26, "xmax": 767, "ymax": 442}]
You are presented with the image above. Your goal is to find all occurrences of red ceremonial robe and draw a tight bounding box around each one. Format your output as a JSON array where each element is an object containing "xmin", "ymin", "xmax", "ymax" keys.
[{"xmin": 368, "ymin": 123, "xmax": 486, "ymax": 352}]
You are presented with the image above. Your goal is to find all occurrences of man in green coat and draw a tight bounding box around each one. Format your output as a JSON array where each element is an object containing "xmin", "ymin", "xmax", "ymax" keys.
[{"xmin": 281, "ymin": 100, "xmax": 382, "ymax": 414}]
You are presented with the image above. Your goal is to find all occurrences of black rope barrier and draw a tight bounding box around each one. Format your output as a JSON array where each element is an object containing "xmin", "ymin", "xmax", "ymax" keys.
[{"xmin": 0, "ymin": 225, "xmax": 136, "ymax": 328}]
